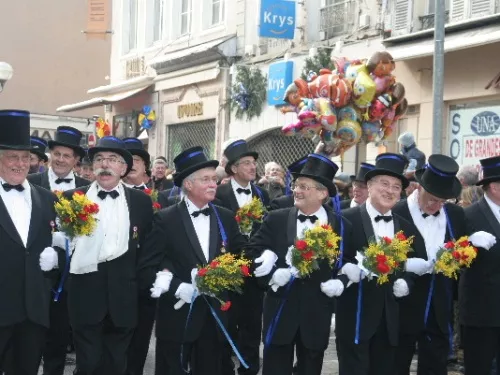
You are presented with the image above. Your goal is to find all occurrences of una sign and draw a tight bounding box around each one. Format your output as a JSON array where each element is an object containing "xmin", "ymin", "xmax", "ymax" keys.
[
  {"xmin": 259, "ymin": 0, "xmax": 296, "ymax": 40},
  {"xmin": 267, "ymin": 61, "xmax": 294, "ymax": 106},
  {"xmin": 448, "ymin": 104, "xmax": 500, "ymax": 167}
]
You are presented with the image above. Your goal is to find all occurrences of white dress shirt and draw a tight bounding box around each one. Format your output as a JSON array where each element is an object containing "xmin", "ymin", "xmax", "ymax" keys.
[
  {"xmin": 185, "ymin": 198, "xmax": 210, "ymax": 262},
  {"xmin": 122, "ymin": 181, "xmax": 147, "ymax": 190},
  {"xmin": 97, "ymin": 184, "xmax": 124, "ymax": 262},
  {"xmin": 0, "ymin": 179, "xmax": 32, "ymax": 247},
  {"xmin": 231, "ymin": 178, "xmax": 252, "ymax": 208},
  {"xmin": 485, "ymin": 193, "xmax": 500, "ymax": 225},
  {"xmin": 296, "ymin": 206, "xmax": 328, "ymax": 238},
  {"xmin": 350, "ymin": 199, "xmax": 359, "ymax": 208},
  {"xmin": 48, "ymin": 167, "xmax": 76, "ymax": 192},
  {"xmin": 366, "ymin": 199, "xmax": 395, "ymax": 239}
]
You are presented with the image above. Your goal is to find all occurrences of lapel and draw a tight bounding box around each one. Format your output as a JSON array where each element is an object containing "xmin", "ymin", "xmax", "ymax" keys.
[
  {"xmin": 479, "ymin": 198, "xmax": 500, "ymax": 239},
  {"xmin": 0, "ymin": 194, "xmax": 24, "ymax": 247},
  {"xmin": 41, "ymin": 171, "xmax": 51, "ymax": 190},
  {"xmin": 286, "ymin": 207, "xmax": 298, "ymax": 247},
  {"xmin": 208, "ymin": 207, "xmax": 219, "ymax": 261},
  {"xmin": 393, "ymin": 212, "xmax": 401, "ymax": 234},
  {"xmin": 178, "ymin": 201, "xmax": 207, "ymax": 264},
  {"xmin": 227, "ymin": 183, "xmax": 240, "ymax": 212},
  {"xmin": 123, "ymin": 187, "xmax": 134, "ymax": 237},
  {"xmin": 251, "ymin": 184, "xmax": 262, "ymax": 203},
  {"xmin": 326, "ymin": 208, "xmax": 337, "ymax": 230},
  {"xmin": 359, "ymin": 203, "xmax": 375, "ymax": 244},
  {"xmin": 26, "ymin": 185, "xmax": 43, "ymax": 249}
]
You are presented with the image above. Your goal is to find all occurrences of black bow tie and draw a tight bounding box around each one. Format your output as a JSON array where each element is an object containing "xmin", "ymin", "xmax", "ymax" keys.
[
  {"xmin": 191, "ymin": 207, "xmax": 211, "ymax": 218},
  {"xmin": 298, "ymin": 214, "xmax": 318, "ymax": 223},
  {"xmin": 133, "ymin": 185, "xmax": 145, "ymax": 190},
  {"xmin": 374, "ymin": 215, "xmax": 393, "ymax": 223},
  {"xmin": 2, "ymin": 183, "xmax": 24, "ymax": 192},
  {"xmin": 97, "ymin": 190, "xmax": 119, "ymax": 200},
  {"xmin": 55, "ymin": 178, "xmax": 73, "ymax": 184},
  {"xmin": 236, "ymin": 188, "xmax": 251, "ymax": 195},
  {"xmin": 422, "ymin": 211, "xmax": 440, "ymax": 218}
]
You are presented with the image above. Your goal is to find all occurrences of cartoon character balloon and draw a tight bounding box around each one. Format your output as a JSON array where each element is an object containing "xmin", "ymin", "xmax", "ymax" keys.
[
  {"xmin": 366, "ymin": 51, "xmax": 395, "ymax": 77},
  {"xmin": 353, "ymin": 71, "xmax": 376, "ymax": 109}
]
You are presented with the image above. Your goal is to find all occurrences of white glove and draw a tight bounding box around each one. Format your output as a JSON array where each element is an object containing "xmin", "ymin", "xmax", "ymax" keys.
[
  {"xmin": 254, "ymin": 250, "xmax": 278, "ymax": 277},
  {"xmin": 174, "ymin": 282, "xmax": 196, "ymax": 310},
  {"xmin": 469, "ymin": 231, "xmax": 497, "ymax": 250},
  {"xmin": 340, "ymin": 263, "xmax": 365, "ymax": 283},
  {"xmin": 39, "ymin": 247, "xmax": 59, "ymax": 271},
  {"xmin": 269, "ymin": 268, "xmax": 292, "ymax": 292},
  {"xmin": 393, "ymin": 278, "xmax": 409, "ymax": 298},
  {"xmin": 52, "ymin": 231, "xmax": 68, "ymax": 249},
  {"xmin": 320, "ymin": 279, "xmax": 345, "ymax": 297},
  {"xmin": 405, "ymin": 258, "xmax": 432, "ymax": 276},
  {"xmin": 150, "ymin": 270, "xmax": 173, "ymax": 298}
]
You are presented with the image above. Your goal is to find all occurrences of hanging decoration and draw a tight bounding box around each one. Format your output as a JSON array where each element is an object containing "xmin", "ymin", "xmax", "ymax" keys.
[
  {"xmin": 230, "ymin": 66, "xmax": 267, "ymax": 120},
  {"xmin": 95, "ymin": 118, "xmax": 111, "ymax": 138},
  {"xmin": 138, "ymin": 105, "xmax": 156, "ymax": 130}
]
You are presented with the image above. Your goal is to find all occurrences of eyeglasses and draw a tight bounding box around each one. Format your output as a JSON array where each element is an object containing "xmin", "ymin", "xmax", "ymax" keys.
[
  {"xmin": 194, "ymin": 176, "xmax": 218, "ymax": 185},
  {"xmin": 427, "ymin": 197, "xmax": 447, "ymax": 205},
  {"xmin": 292, "ymin": 183, "xmax": 321, "ymax": 191},
  {"xmin": 376, "ymin": 180, "xmax": 402, "ymax": 193},
  {"xmin": 237, "ymin": 160, "xmax": 257, "ymax": 167},
  {"xmin": 93, "ymin": 157, "xmax": 125, "ymax": 166}
]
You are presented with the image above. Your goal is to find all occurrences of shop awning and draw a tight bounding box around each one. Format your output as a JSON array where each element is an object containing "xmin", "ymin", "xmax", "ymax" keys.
[
  {"xmin": 154, "ymin": 61, "xmax": 221, "ymax": 92},
  {"xmin": 385, "ymin": 24, "xmax": 500, "ymax": 61},
  {"xmin": 56, "ymin": 86, "xmax": 150, "ymax": 113}
]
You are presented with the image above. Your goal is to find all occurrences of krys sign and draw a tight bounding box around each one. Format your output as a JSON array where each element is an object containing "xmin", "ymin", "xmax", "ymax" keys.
[
  {"xmin": 267, "ymin": 61, "xmax": 294, "ymax": 106},
  {"xmin": 449, "ymin": 105, "xmax": 500, "ymax": 167},
  {"xmin": 259, "ymin": 0, "xmax": 296, "ymax": 40}
]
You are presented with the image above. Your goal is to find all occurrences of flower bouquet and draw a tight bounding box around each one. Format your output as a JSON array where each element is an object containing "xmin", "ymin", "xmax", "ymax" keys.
[
  {"xmin": 362, "ymin": 231, "xmax": 414, "ymax": 284},
  {"xmin": 144, "ymin": 188, "xmax": 161, "ymax": 213},
  {"xmin": 434, "ymin": 236, "xmax": 478, "ymax": 279},
  {"xmin": 235, "ymin": 196, "xmax": 266, "ymax": 234},
  {"xmin": 54, "ymin": 191, "xmax": 100, "ymax": 239},
  {"xmin": 287, "ymin": 223, "xmax": 341, "ymax": 278},
  {"xmin": 195, "ymin": 253, "xmax": 251, "ymax": 311}
]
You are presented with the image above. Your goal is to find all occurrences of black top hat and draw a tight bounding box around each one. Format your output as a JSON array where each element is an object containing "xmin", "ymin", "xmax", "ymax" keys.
[
  {"xmin": 287, "ymin": 156, "xmax": 308, "ymax": 174},
  {"xmin": 292, "ymin": 153, "xmax": 339, "ymax": 196},
  {"xmin": 350, "ymin": 162, "xmax": 376, "ymax": 183},
  {"xmin": 80, "ymin": 156, "xmax": 92, "ymax": 166},
  {"xmin": 122, "ymin": 137, "xmax": 151, "ymax": 168},
  {"xmin": 223, "ymin": 139, "xmax": 258, "ymax": 175},
  {"xmin": 365, "ymin": 152, "xmax": 409, "ymax": 189},
  {"xmin": 87, "ymin": 136, "xmax": 133, "ymax": 176},
  {"xmin": 415, "ymin": 155, "xmax": 461, "ymax": 199},
  {"xmin": 476, "ymin": 155, "xmax": 500, "ymax": 186},
  {"xmin": 48, "ymin": 126, "xmax": 85, "ymax": 159},
  {"xmin": 0, "ymin": 110, "xmax": 31, "ymax": 150},
  {"xmin": 173, "ymin": 146, "xmax": 219, "ymax": 187},
  {"xmin": 30, "ymin": 136, "xmax": 48, "ymax": 162}
]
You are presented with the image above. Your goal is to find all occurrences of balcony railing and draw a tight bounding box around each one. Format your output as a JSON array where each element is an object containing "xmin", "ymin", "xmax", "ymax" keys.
[
  {"xmin": 418, "ymin": 11, "xmax": 450, "ymax": 30},
  {"xmin": 320, "ymin": 1, "xmax": 355, "ymax": 39}
]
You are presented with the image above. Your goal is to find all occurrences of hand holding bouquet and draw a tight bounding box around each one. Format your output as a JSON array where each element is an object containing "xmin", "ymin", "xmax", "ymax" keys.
[
  {"xmin": 434, "ymin": 236, "xmax": 478, "ymax": 279},
  {"xmin": 235, "ymin": 197, "xmax": 266, "ymax": 234},
  {"xmin": 54, "ymin": 190, "xmax": 99, "ymax": 239}
]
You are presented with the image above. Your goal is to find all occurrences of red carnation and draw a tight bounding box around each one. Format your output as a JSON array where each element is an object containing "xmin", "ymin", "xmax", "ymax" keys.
[
  {"xmin": 396, "ymin": 232, "xmax": 407, "ymax": 241},
  {"xmin": 78, "ymin": 214, "xmax": 88, "ymax": 222},
  {"xmin": 221, "ymin": 301, "xmax": 232, "ymax": 311},
  {"xmin": 444, "ymin": 241, "xmax": 455, "ymax": 249},
  {"xmin": 302, "ymin": 250, "xmax": 314, "ymax": 261},
  {"xmin": 235, "ymin": 216, "xmax": 241, "ymax": 223},
  {"xmin": 295, "ymin": 240, "xmax": 308, "ymax": 251},
  {"xmin": 383, "ymin": 237, "xmax": 392, "ymax": 245},
  {"xmin": 240, "ymin": 265, "xmax": 250, "ymax": 277},
  {"xmin": 144, "ymin": 188, "xmax": 152, "ymax": 195},
  {"xmin": 461, "ymin": 253, "xmax": 469, "ymax": 261},
  {"xmin": 451, "ymin": 251, "xmax": 461, "ymax": 260},
  {"xmin": 376, "ymin": 254, "xmax": 387, "ymax": 263},
  {"xmin": 74, "ymin": 191, "xmax": 84, "ymax": 196},
  {"xmin": 210, "ymin": 261, "xmax": 220, "ymax": 268},
  {"xmin": 63, "ymin": 217, "xmax": 71, "ymax": 223},
  {"xmin": 326, "ymin": 241, "xmax": 334, "ymax": 248},
  {"xmin": 153, "ymin": 202, "xmax": 161, "ymax": 209},
  {"xmin": 459, "ymin": 240, "xmax": 470, "ymax": 248},
  {"xmin": 377, "ymin": 262, "xmax": 391, "ymax": 274},
  {"xmin": 197, "ymin": 268, "xmax": 208, "ymax": 277},
  {"xmin": 321, "ymin": 224, "xmax": 331, "ymax": 230}
]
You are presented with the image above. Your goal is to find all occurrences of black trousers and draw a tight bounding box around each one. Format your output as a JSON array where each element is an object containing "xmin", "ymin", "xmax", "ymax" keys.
[
  {"xmin": 155, "ymin": 318, "xmax": 222, "ymax": 375},
  {"xmin": 395, "ymin": 307, "xmax": 449, "ymax": 375},
  {"xmin": 43, "ymin": 291, "xmax": 71, "ymax": 375},
  {"xmin": 262, "ymin": 329, "xmax": 325, "ymax": 375},
  {"xmin": 336, "ymin": 316, "xmax": 396, "ymax": 375},
  {"xmin": 0, "ymin": 320, "xmax": 47, "ymax": 375},
  {"xmin": 126, "ymin": 294, "xmax": 156, "ymax": 375},
  {"xmin": 463, "ymin": 325, "xmax": 500, "ymax": 375},
  {"xmin": 73, "ymin": 315, "xmax": 134, "ymax": 375}
]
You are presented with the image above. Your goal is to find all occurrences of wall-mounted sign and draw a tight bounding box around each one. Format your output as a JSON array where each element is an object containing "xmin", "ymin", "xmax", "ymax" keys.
[
  {"xmin": 259, "ymin": 0, "xmax": 296, "ymax": 40},
  {"xmin": 267, "ymin": 61, "xmax": 294, "ymax": 106},
  {"xmin": 177, "ymin": 102, "xmax": 204, "ymax": 119}
]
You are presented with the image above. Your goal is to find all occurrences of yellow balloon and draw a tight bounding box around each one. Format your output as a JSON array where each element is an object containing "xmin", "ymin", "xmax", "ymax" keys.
[
  {"xmin": 335, "ymin": 119, "xmax": 362, "ymax": 146},
  {"xmin": 344, "ymin": 64, "xmax": 368, "ymax": 84},
  {"xmin": 353, "ymin": 71, "xmax": 376, "ymax": 109}
]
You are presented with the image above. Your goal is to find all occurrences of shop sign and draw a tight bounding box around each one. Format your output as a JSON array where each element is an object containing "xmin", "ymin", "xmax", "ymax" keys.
[
  {"xmin": 449, "ymin": 104, "xmax": 500, "ymax": 167},
  {"xmin": 259, "ymin": 0, "xmax": 296, "ymax": 40},
  {"xmin": 177, "ymin": 102, "xmax": 204, "ymax": 119},
  {"xmin": 267, "ymin": 61, "xmax": 294, "ymax": 106}
]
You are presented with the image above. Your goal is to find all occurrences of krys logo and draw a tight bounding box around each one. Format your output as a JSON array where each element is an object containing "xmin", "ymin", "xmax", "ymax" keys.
[
  {"xmin": 259, "ymin": 0, "xmax": 296, "ymax": 40},
  {"xmin": 267, "ymin": 61, "xmax": 294, "ymax": 106},
  {"xmin": 470, "ymin": 111, "xmax": 500, "ymax": 136}
]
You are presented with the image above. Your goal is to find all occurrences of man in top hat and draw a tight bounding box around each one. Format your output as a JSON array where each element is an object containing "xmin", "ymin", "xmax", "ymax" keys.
[
  {"xmin": 122, "ymin": 137, "xmax": 150, "ymax": 191},
  {"xmin": 460, "ymin": 155, "xmax": 500, "ymax": 375},
  {"xmin": 29, "ymin": 136, "xmax": 48, "ymax": 174},
  {"xmin": 28, "ymin": 126, "xmax": 89, "ymax": 192},
  {"xmin": 137, "ymin": 146, "xmax": 247, "ymax": 375},
  {"xmin": 58, "ymin": 136, "xmax": 154, "ymax": 375},
  {"xmin": 392, "ymin": 155, "xmax": 468, "ymax": 375},
  {"xmin": 269, "ymin": 156, "xmax": 308, "ymax": 210},
  {"xmin": 215, "ymin": 139, "xmax": 270, "ymax": 375},
  {"xmin": 335, "ymin": 153, "xmax": 422, "ymax": 375},
  {"xmin": 340, "ymin": 163, "xmax": 374, "ymax": 210},
  {"xmin": 0, "ymin": 110, "xmax": 61, "ymax": 375},
  {"xmin": 249, "ymin": 153, "xmax": 354, "ymax": 375}
]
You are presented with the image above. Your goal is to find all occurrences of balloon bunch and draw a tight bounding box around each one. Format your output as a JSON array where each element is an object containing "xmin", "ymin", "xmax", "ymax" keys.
[
  {"xmin": 95, "ymin": 118, "xmax": 111, "ymax": 139},
  {"xmin": 138, "ymin": 106, "xmax": 156, "ymax": 130},
  {"xmin": 280, "ymin": 51, "xmax": 408, "ymax": 156}
]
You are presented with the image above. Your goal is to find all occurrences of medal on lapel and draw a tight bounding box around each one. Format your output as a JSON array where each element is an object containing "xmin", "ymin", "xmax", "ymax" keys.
[{"xmin": 133, "ymin": 226, "xmax": 138, "ymax": 239}]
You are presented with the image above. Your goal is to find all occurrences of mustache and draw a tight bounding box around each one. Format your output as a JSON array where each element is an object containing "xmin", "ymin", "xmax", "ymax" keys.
[{"xmin": 94, "ymin": 168, "xmax": 119, "ymax": 177}]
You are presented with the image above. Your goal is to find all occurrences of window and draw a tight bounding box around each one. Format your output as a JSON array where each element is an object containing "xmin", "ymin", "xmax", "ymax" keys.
[
  {"xmin": 211, "ymin": 0, "xmax": 225, "ymax": 25},
  {"xmin": 180, "ymin": 0, "xmax": 192, "ymax": 35},
  {"xmin": 153, "ymin": 0, "xmax": 164, "ymax": 41},
  {"xmin": 128, "ymin": 0, "xmax": 138, "ymax": 50}
]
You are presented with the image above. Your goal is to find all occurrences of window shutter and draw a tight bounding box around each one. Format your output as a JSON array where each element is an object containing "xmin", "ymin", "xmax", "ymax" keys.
[
  {"xmin": 449, "ymin": 0, "xmax": 465, "ymax": 22},
  {"xmin": 122, "ymin": 0, "xmax": 130, "ymax": 54},
  {"xmin": 470, "ymin": 0, "xmax": 495, "ymax": 18},
  {"xmin": 145, "ymin": 0, "xmax": 154, "ymax": 46},
  {"xmin": 392, "ymin": 0, "xmax": 412, "ymax": 36}
]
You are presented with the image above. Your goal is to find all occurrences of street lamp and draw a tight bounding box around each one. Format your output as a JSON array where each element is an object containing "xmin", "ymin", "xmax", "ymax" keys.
[{"xmin": 0, "ymin": 62, "xmax": 14, "ymax": 93}]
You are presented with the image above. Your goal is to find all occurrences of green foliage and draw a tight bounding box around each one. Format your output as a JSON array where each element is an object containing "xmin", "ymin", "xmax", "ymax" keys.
[
  {"xmin": 300, "ymin": 48, "xmax": 335, "ymax": 80},
  {"xmin": 230, "ymin": 66, "xmax": 267, "ymax": 121}
]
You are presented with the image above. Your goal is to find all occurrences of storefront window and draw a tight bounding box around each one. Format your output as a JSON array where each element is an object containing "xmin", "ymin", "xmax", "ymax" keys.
[
  {"xmin": 167, "ymin": 120, "xmax": 216, "ymax": 167},
  {"xmin": 113, "ymin": 113, "xmax": 139, "ymax": 139}
]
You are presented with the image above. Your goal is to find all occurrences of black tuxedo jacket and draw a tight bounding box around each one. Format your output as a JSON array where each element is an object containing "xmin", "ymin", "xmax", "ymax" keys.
[
  {"xmin": 393, "ymin": 201, "xmax": 465, "ymax": 335},
  {"xmin": 158, "ymin": 188, "xmax": 222, "ymax": 209},
  {"xmin": 147, "ymin": 177, "xmax": 174, "ymax": 192},
  {"xmin": 335, "ymin": 204, "xmax": 420, "ymax": 346},
  {"xmin": 461, "ymin": 197, "xmax": 500, "ymax": 327},
  {"xmin": 248, "ymin": 206, "xmax": 354, "ymax": 351},
  {"xmin": 137, "ymin": 201, "xmax": 247, "ymax": 343},
  {"xmin": 269, "ymin": 195, "xmax": 294, "ymax": 210},
  {"xmin": 215, "ymin": 182, "xmax": 270, "ymax": 236},
  {"xmin": 27, "ymin": 170, "xmax": 90, "ymax": 191},
  {"xmin": 340, "ymin": 199, "xmax": 351, "ymax": 210},
  {"xmin": 62, "ymin": 185, "xmax": 153, "ymax": 328},
  {"xmin": 0, "ymin": 183, "xmax": 57, "ymax": 328}
]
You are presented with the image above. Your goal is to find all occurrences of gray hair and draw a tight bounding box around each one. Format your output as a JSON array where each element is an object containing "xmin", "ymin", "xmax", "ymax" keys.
[
  {"xmin": 181, "ymin": 170, "xmax": 201, "ymax": 195},
  {"xmin": 264, "ymin": 161, "xmax": 283, "ymax": 174},
  {"xmin": 457, "ymin": 165, "xmax": 479, "ymax": 186}
]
